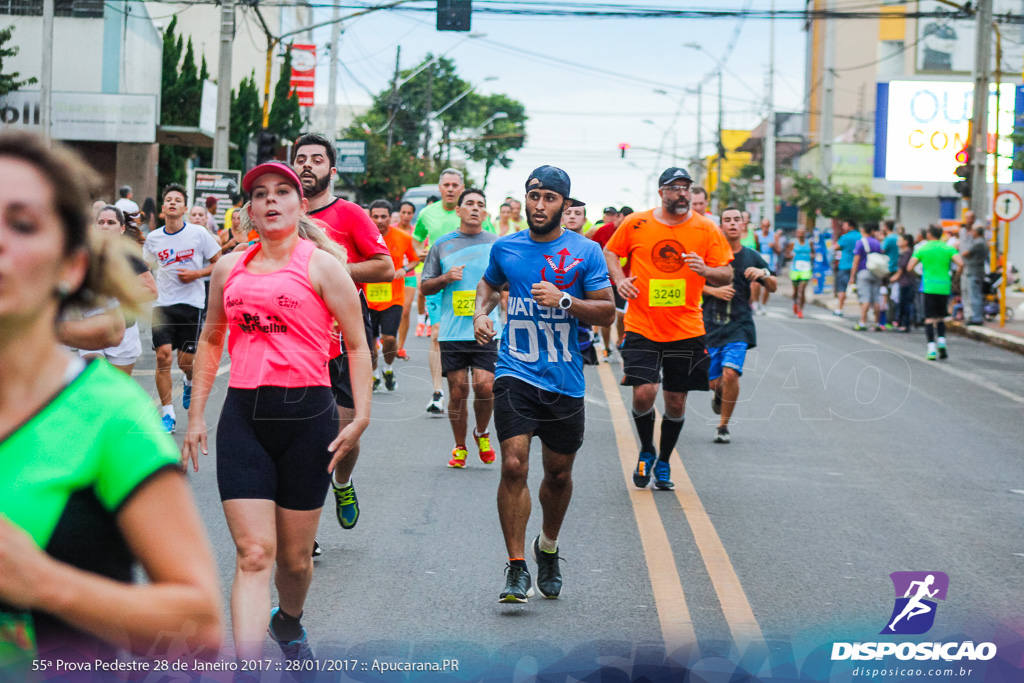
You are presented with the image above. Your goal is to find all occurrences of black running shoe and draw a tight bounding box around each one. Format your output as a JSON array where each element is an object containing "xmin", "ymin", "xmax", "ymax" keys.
[
  {"xmin": 532, "ymin": 536, "xmax": 563, "ymax": 599},
  {"xmin": 311, "ymin": 540, "xmax": 322, "ymax": 557},
  {"xmin": 938, "ymin": 345, "xmax": 948, "ymax": 360},
  {"xmin": 499, "ymin": 563, "xmax": 534, "ymax": 603},
  {"xmin": 714, "ymin": 427, "xmax": 730, "ymax": 444},
  {"xmin": 711, "ymin": 390, "xmax": 722, "ymax": 415}
]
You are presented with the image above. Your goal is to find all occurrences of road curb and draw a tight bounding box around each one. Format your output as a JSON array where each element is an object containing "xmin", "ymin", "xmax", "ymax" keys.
[{"xmin": 808, "ymin": 296, "xmax": 1024, "ymax": 356}]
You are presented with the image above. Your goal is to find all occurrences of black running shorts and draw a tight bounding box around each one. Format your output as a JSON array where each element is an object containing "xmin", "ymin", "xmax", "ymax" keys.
[
  {"xmin": 369, "ymin": 304, "xmax": 403, "ymax": 339},
  {"xmin": 493, "ymin": 376, "xmax": 585, "ymax": 455},
  {"xmin": 619, "ymin": 331, "xmax": 710, "ymax": 393},
  {"xmin": 923, "ymin": 293, "xmax": 949, "ymax": 320},
  {"xmin": 329, "ymin": 292, "xmax": 374, "ymax": 410},
  {"xmin": 440, "ymin": 339, "xmax": 498, "ymax": 377},
  {"xmin": 216, "ymin": 386, "xmax": 339, "ymax": 511},
  {"xmin": 151, "ymin": 303, "xmax": 203, "ymax": 353}
]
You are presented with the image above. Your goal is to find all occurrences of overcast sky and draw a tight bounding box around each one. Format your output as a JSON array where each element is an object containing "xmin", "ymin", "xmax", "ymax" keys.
[{"xmin": 300, "ymin": 1, "xmax": 808, "ymax": 216}]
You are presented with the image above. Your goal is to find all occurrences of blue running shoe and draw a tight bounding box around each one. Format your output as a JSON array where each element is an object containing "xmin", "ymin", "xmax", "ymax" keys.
[
  {"xmin": 161, "ymin": 414, "xmax": 175, "ymax": 434},
  {"xmin": 332, "ymin": 481, "xmax": 359, "ymax": 529},
  {"xmin": 632, "ymin": 451, "xmax": 656, "ymax": 488},
  {"xmin": 182, "ymin": 382, "xmax": 192, "ymax": 409},
  {"xmin": 653, "ymin": 460, "xmax": 675, "ymax": 490},
  {"xmin": 268, "ymin": 608, "xmax": 316, "ymax": 664}
]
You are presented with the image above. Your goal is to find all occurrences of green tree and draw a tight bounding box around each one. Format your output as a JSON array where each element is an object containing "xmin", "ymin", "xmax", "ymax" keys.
[
  {"xmin": 0, "ymin": 25, "xmax": 36, "ymax": 97},
  {"xmin": 230, "ymin": 71, "xmax": 262, "ymax": 172},
  {"xmin": 786, "ymin": 170, "xmax": 887, "ymax": 226},
  {"xmin": 158, "ymin": 21, "xmax": 210, "ymax": 188},
  {"xmin": 267, "ymin": 45, "xmax": 304, "ymax": 142}
]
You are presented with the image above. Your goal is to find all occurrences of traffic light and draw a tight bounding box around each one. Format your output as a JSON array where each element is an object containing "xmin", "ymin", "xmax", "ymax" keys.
[
  {"xmin": 256, "ymin": 130, "xmax": 279, "ymax": 164},
  {"xmin": 437, "ymin": 0, "xmax": 471, "ymax": 31},
  {"xmin": 953, "ymin": 145, "xmax": 972, "ymax": 198},
  {"xmin": 619, "ymin": 142, "xmax": 630, "ymax": 158}
]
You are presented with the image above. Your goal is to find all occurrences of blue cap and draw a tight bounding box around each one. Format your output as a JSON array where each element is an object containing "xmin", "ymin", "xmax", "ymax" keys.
[{"xmin": 525, "ymin": 165, "xmax": 571, "ymax": 199}]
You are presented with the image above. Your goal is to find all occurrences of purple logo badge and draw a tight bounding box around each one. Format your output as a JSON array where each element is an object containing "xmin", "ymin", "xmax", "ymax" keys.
[{"xmin": 881, "ymin": 571, "xmax": 949, "ymax": 635}]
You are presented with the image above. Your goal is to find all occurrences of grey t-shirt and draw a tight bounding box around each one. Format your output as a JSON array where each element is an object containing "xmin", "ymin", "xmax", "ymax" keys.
[{"xmin": 963, "ymin": 237, "xmax": 988, "ymax": 275}]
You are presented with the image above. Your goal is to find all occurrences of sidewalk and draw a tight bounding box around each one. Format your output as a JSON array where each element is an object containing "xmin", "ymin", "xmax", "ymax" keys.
[{"xmin": 799, "ymin": 279, "xmax": 1024, "ymax": 356}]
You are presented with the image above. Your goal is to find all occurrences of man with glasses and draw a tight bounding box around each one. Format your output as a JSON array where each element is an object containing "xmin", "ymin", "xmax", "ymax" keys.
[{"xmin": 604, "ymin": 168, "xmax": 733, "ymax": 490}]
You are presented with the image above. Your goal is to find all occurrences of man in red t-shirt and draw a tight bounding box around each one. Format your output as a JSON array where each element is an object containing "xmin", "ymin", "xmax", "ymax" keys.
[
  {"xmin": 292, "ymin": 133, "xmax": 394, "ymax": 532},
  {"xmin": 588, "ymin": 206, "xmax": 630, "ymax": 357}
]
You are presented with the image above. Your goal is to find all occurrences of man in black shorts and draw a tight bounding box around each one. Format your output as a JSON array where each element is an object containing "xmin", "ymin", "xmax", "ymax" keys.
[
  {"xmin": 474, "ymin": 167, "xmax": 615, "ymax": 603},
  {"xmin": 420, "ymin": 189, "xmax": 500, "ymax": 467},
  {"xmin": 604, "ymin": 168, "xmax": 733, "ymax": 490},
  {"xmin": 142, "ymin": 184, "xmax": 221, "ymax": 433}
]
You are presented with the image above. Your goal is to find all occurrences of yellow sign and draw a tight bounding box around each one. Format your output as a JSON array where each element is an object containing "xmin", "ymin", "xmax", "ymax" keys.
[
  {"xmin": 649, "ymin": 279, "xmax": 686, "ymax": 307},
  {"xmin": 452, "ymin": 290, "xmax": 476, "ymax": 316},
  {"xmin": 366, "ymin": 283, "xmax": 391, "ymax": 303}
]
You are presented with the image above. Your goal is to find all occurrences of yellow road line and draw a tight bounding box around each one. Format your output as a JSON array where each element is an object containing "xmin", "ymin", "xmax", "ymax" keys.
[{"xmin": 596, "ymin": 364, "xmax": 697, "ymax": 653}]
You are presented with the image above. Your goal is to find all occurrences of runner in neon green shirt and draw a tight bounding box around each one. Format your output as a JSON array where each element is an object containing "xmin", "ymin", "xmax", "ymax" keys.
[{"xmin": 907, "ymin": 226, "xmax": 963, "ymax": 360}]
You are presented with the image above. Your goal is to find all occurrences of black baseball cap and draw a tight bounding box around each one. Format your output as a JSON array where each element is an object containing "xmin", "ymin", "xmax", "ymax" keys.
[
  {"xmin": 526, "ymin": 165, "xmax": 571, "ymax": 198},
  {"xmin": 620, "ymin": 206, "xmax": 634, "ymax": 216},
  {"xmin": 603, "ymin": 206, "xmax": 619, "ymax": 215},
  {"xmin": 569, "ymin": 198, "xmax": 586, "ymax": 208},
  {"xmin": 659, "ymin": 167, "xmax": 693, "ymax": 186}
]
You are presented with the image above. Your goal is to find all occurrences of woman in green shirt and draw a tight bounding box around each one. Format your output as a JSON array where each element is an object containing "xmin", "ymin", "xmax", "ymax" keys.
[{"xmin": 0, "ymin": 133, "xmax": 222, "ymax": 673}]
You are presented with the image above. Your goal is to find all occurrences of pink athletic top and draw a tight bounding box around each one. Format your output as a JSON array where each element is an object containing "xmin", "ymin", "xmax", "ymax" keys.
[{"xmin": 224, "ymin": 239, "xmax": 332, "ymax": 388}]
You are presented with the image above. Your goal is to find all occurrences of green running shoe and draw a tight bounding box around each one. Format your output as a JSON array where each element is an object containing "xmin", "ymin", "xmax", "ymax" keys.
[{"xmin": 332, "ymin": 481, "xmax": 359, "ymax": 529}]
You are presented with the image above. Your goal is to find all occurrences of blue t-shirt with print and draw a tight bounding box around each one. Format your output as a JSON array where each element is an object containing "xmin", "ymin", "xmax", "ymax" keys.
[
  {"xmin": 882, "ymin": 233, "xmax": 900, "ymax": 272},
  {"xmin": 420, "ymin": 229, "xmax": 502, "ymax": 342},
  {"xmin": 837, "ymin": 230, "xmax": 862, "ymax": 270},
  {"xmin": 482, "ymin": 229, "xmax": 611, "ymax": 398}
]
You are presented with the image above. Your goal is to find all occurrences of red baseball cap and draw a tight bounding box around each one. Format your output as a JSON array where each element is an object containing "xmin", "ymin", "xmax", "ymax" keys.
[{"xmin": 242, "ymin": 162, "xmax": 304, "ymax": 197}]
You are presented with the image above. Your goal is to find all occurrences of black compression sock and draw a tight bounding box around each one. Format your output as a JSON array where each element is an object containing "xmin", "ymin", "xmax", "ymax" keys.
[
  {"xmin": 924, "ymin": 324, "xmax": 936, "ymax": 343},
  {"xmin": 509, "ymin": 558, "xmax": 528, "ymax": 570},
  {"xmin": 271, "ymin": 607, "xmax": 304, "ymax": 642},
  {"xmin": 936, "ymin": 321, "xmax": 946, "ymax": 338},
  {"xmin": 658, "ymin": 416, "xmax": 684, "ymax": 463},
  {"xmin": 632, "ymin": 408, "xmax": 657, "ymax": 455}
]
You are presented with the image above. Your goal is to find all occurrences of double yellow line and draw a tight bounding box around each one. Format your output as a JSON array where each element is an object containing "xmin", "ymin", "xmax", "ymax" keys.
[{"xmin": 596, "ymin": 363, "xmax": 765, "ymax": 655}]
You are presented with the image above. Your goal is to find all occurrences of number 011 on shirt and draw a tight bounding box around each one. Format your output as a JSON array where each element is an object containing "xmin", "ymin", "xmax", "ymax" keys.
[{"xmin": 649, "ymin": 278, "xmax": 685, "ymax": 307}]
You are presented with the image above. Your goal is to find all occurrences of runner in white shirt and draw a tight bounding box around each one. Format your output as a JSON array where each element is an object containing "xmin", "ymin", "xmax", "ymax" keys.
[
  {"xmin": 142, "ymin": 183, "xmax": 221, "ymax": 433},
  {"xmin": 114, "ymin": 184, "xmax": 140, "ymax": 215}
]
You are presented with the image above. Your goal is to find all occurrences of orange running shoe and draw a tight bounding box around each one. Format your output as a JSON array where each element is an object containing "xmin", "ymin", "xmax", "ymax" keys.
[
  {"xmin": 397, "ymin": 348, "xmax": 408, "ymax": 360},
  {"xmin": 448, "ymin": 447, "xmax": 468, "ymax": 468},
  {"xmin": 475, "ymin": 431, "xmax": 496, "ymax": 464},
  {"xmin": 797, "ymin": 309, "xmax": 804, "ymax": 319},
  {"xmin": 416, "ymin": 322, "xmax": 427, "ymax": 337}
]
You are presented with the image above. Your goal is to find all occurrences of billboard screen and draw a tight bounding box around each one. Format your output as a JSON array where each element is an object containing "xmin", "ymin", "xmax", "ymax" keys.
[
  {"xmin": 875, "ymin": 80, "xmax": 1017, "ymax": 185},
  {"xmin": 917, "ymin": 0, "xmax": 1024, "ymax": 74}
]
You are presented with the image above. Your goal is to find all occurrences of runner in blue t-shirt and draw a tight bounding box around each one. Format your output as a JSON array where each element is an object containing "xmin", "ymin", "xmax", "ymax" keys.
[
  {"xmin": 474, "ymin": 166, "xmax": 615, "ymax": 604},
  {"xmin": 420, "ymin": 189, "xmax": 502, "ymax": 469}
]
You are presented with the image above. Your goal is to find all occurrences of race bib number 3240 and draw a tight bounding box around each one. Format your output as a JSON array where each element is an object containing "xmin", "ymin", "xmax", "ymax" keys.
[{"xmin": 649, "ymin": 279, "xmax": 686, "ymax": 307}]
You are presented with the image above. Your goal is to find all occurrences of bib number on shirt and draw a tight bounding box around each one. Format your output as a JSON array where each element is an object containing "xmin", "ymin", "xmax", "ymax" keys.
[
  {"xmin": 452, "ymin": 290, "xmax": 476, "ymax": 316},
  {"xmin": 366, "ymin": 283, "xmax": 391, "ymax": 303},
  {"xmin": 649, "ymin": 279, "xmax": 686, "ymax": 307},
  {"xmin": 793, "ymin": 260, "xmax": 811, "ymax": 273}
]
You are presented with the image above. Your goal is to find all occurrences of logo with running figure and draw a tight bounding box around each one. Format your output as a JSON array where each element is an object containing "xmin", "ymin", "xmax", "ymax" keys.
[
  {"xmin": 881, "ymin": 571, "xmax": 949, "ymax": 635},
  {"xmin": 541, "ymin": 248, "xmax": 585, "ymax": 290}
]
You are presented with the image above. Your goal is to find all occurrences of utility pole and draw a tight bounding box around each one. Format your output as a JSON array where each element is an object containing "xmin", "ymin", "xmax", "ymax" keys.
[
  {"xmin": 386, "ymin": 46, "xmax": 401, "ymax": 152},
  {"xmin": 212, "ymin": 0, "xmax": 234, "ymax": 168},
  {"xmin": 820, "ymin": 0, "xmax": 835, "ymax": 184},
  {"xmin": 325, "ymin": 0, "xmax": 341, "ymax": 139},
  {"xmin": 422, "ymin": 62, "xmax": 434, "ymax": 158},
  {"xmin": 716, "ymin": 67, "xmax": 723, "ymax": 208},
  {"xmin": 969, "ymin": 0, "xmax": 993, "ymax": 214},
  {"xmin": 695, "ymin": 84, "xmax": 703, "ymax": 184},
  {"xmin": 763, "ymin": 0, "xmax": 776, "ymax": 228},
  {"xmin": 40, "ymin": 0, "xmax": 54, "ymax": 141}
]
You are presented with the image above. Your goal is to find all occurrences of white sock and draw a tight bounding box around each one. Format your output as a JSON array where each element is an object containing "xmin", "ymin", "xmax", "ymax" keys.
[
  {"xmin": 473, "ymin": 427, "xmax": 489, "ymax": 439},
  {"xmin": 183, "ymin": 376, "xmax": 192, "ymax": 387},
  {"xmin": 161, "ymin": 404, "xmax": 175, "ymax": 419},
  {"xmin": 928, "ymin": 341, "xmax": 937, "ymax": 352},
  {"xmin": 332, "ymin": 474, "xmax": 351, "ymax": 488},
  {"xmin": 539, "ymin": 531, "xmax": 558, "ymax": 553},
  {"xmin": 384, "ymin": 362, "xmax": 393, "ymax": 373},
  {"xmin": 417, "ymin": 314, "xmax": 426, "ymax": 325},
  {"xmin": 937, "ymin": 336, "xmax": 946, "ymax": 346}
]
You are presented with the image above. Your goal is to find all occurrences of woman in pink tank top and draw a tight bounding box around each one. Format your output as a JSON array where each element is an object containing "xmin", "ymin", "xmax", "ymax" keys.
[{"xmin": 181, "ymin": 162, "xmax": 371, "ymax": 668}]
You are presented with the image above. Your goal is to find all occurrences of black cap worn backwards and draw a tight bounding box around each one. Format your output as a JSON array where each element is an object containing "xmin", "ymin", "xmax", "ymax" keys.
[
  {"xmin": 569, "ymin": 198, "xmax": 586, "ymax": 208},
  {"xmin": 526, "ymin": 165, "xmax": 571, "ymax": 199},
  {"xmin": 603, "ymin": 206, "xmax": 619, "ymax": 214},
  {"xmin": 620, "ymin": 206, "xmax": 634, "ymax": 216},
  {"xmin": 658, "ymin": 167, "xmax": 693, "ymax": 186}
]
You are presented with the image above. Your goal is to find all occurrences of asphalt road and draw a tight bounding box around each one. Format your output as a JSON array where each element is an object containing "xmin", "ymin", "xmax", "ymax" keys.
[{"xmin": 123, "ymin": 297, "xmax": 1024, "ymax": 682}]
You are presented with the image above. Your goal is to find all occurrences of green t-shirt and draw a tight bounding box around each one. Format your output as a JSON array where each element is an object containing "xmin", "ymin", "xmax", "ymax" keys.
[
  {"xmin": 739, "ymin": 228, "xmax": 757, "ymax": 249},
  {"xmin": 915, "ymin": 240, "xmax": 959, "ymax": 294},
  {"xmin": 413, "ymin": 202, "xmax": 495, "ymax": 245},
  {"xmin": 0, "ymin": 359, "xmax": 179, "ymax": 669}
]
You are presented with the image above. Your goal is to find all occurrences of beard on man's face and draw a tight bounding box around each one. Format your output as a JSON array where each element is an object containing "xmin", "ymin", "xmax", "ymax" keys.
[
  {"xmin": 528, "ymin": 211, "xmax": 562, "ymax": 235},
  {"xmin": 665, "ymin": 197, "xmax": 689, "ymax": 215},
  {"xmin": 300, "ymin": 169, "xmax": 332, "ymax": 196}
]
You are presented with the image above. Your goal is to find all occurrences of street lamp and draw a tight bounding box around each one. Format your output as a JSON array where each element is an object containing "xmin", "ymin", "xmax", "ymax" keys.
[
  {"xmin": 398, "ymin": 32, "xmax": 487, "ymax": 88},
  {"xmin": 430, "ymin": 76, "xmax": 499, "ymax": 120}
]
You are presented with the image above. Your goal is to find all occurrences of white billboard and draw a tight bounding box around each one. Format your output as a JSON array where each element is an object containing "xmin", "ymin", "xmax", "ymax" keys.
[
  {"xmin": 880, "ymin": 80, "xmax": 1016, "ymax": 185},
  {"xmin": 0, "ymin": 91, "xmax": 157, "ymax": 143},
  {"xmin": 917, "ymin": 0, "xmax": 1024, "ymax": 74}
]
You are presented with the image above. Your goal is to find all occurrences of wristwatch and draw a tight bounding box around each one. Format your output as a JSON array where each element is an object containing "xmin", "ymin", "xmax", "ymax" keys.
[
  {"xmin": 558, "ymin": 292, "xmax": 573, "ymax": 310},
  {"xmin": 757, "ymin": 268, "xmax": 771, "ymax": 283}
]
